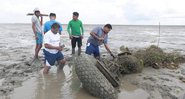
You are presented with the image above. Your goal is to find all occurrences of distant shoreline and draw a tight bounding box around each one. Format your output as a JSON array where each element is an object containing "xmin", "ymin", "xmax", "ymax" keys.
[{"xmin": 0, "ymin": 23, "xmax": 185, "ymax": 27}]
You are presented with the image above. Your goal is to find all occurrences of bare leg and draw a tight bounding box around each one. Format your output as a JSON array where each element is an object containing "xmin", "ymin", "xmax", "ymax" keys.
[
  {"xmin": 34, "ymin": 44, "xmax": 38, "ymax": 58},
  {"xmin": 58, "ymin": 59, "xmax": 66, "ymax": 70},
  {"xmin": 35, "ymin": 44, "xmax": 42, "ymax": 59},
  {"xmin": 43, "ymin": 65, "xmax": 50, "ymax": 74}
]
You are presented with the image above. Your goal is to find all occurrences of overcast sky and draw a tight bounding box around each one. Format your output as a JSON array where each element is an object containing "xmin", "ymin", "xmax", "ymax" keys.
[{"xmin": 0, "ymin": 0, "xmax": 185, "ymax": 25}]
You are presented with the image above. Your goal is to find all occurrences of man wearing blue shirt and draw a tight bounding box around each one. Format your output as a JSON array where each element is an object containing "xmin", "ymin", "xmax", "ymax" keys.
[
  {"xmin": 85, "ymin": 24, "xmax": 114, "ymax": 59},
  {"xmin": 44, "ymin": 13, "xmax": 62, "ymax": 34}
]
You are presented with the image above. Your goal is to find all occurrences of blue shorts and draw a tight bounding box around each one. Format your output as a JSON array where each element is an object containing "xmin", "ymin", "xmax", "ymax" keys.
[
  {"xmin": 36, "ymin": 32, "xmax": 43, "ymax": 44},
  {"xmin": 43, "ymin": 49, "xmax": 64, "ymax": 66},
  {"xmin": 85, "ymin": 43, "xmax": 100, "ymax": 57}
]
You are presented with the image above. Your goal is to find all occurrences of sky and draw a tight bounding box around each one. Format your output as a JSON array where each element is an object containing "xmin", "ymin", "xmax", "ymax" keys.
[{"xmin": 0, "ymin": 0, "xmax": 185, "ymax": 25}]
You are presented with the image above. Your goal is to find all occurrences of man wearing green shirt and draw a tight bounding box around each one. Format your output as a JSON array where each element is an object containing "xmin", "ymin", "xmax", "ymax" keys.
[{"xmin": 67, "ymin": 12, "xmax": 84, "ymax": 56}]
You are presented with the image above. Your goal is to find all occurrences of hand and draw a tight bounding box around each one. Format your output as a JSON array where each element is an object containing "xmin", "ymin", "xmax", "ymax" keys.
[
  {"xmin": 98, "ymin": 37, "xmax": 104, "ymax": 41},
  {"xmin": 39, "ymin": 14, "xmax": 43, "ymax": 17},
  {"xmin": 35, "ymin": 36, "xmax": 38, "ymax": 40},
  {"xmin": 81, "ymin": 36, "xmax": 84, "ymax": 39},
  {"xmin": 69, "ymin": 36, "xmax": 73, "ymax": 39},
  {"xmin": 56, "ymin": 46, "xmax": 63, "ymax": 51}
]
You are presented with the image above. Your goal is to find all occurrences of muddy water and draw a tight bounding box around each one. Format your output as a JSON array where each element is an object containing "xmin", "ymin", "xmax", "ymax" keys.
[
  {"xmin": 2, "ymin": 64, "xmax": 98, "ymax": 99},
  {"xmin": 1, "ymin": 63, "xmax": 149, "ymax": 99}
]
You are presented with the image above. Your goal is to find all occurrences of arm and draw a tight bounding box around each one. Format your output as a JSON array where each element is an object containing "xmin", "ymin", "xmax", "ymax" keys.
[
  {"xmin": 32, "ymin": 22, "xmax": 37, "ymax": 39},
  {"xmin": 104, "ymin": 44, "xmax": 115, "ymax": 58},
  {"xmin": 80, "ymin": 22, "xmax": 84, "ymax": 39},
  {"xmin": 104, "ymin": 44, "xmax": 111, "ymax": 54},
  {"xmin": 80, "ymin": 22, "xmax": 84, "ymax": 36},
  {"xmin": 104, "ymin": 36, "xmax": 115, "ymax": 58},
  {"xmin": 67, "ymin": 22, "xmax": 71, "ymax": 36},
  {"xmin": 40, "ymin": 16, "xmax": 43, "ymax": 26},
  {"xmin": 44, "ymin": 43, "xmax": 63, "ymax": 51},
  {"xmin": 90, "ymin": 32, "xmax": 103, "ymax": 41},
  {"xmin": 59, "ymin": 23, "xmax": 63, "ymax": 35},
  {"xmin": 67, "ymin": 22, "xmax": 72, "ymax": 39},
  {"xmin": 43, "ymin": 23, "xmax": 47, "ymax": 34}
]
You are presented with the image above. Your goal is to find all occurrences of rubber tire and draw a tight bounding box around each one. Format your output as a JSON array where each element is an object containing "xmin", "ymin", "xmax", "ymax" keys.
[{"xmin": 74, "ymin": 54, "xmax": 118, "ymax": 99}]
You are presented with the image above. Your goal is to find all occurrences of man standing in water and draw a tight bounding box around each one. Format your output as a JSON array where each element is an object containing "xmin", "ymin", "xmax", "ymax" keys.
[
  {"xmin": 67, "ymin": 12, "xmax": 84, "ymax": 56},
  {"xmin": 85, "ymin": 24, "xmax": 115, "ymax": 59},
  {"xmin": 44, "ymin": 13, "xmax": 63, "ymax": 34},
  {"xmin": 43, "ymin": 23, "xmax": 66, "ymax": 74},
  {"xmin": 31, "ymin": 8, "xmax": 43, "ymax": 59}
]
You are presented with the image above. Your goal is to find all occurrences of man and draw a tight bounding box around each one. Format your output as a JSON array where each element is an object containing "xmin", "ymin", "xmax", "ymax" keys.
[
  {"xmin": 32, "ymin": 8, "xmax": 43, "ymax": 59},
  {"xmin": 67, "ymin": 12, "xmax": 84, "ymax": 56},
  {"xmin": 85, "ymin": 24, "xmax": 114, "ymax": 59},
  {"xmin": 44, "ymin": 13, "xmax": 63, "ymax": 34},
  {"xmin": 43, "ymin": 23, "xmax": 66, "ymax": 74}
]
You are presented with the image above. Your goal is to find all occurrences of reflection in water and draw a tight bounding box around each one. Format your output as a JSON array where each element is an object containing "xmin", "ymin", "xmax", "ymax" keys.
[
  {"xmin": 34, "ymin": 67, "xmax": 65, "ymax": 99},
  {"xmin": 33, "ymin": 64, "xmax": 97, "ymax": 99}
]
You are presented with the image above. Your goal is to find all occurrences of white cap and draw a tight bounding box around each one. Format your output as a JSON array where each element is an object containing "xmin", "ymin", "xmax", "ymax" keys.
[{"xmin": 33, "ymin": 8, "xmax": 40, "ymax": 12}]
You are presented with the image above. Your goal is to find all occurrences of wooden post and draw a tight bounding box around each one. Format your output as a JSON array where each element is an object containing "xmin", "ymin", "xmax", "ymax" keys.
[
  {"xmin": 26, "ymin": 13, "xmax": 48, "ymax": 16},
  {"xmin": 157, "ymin": 22, "xmax": 161, "ymax": 47}
]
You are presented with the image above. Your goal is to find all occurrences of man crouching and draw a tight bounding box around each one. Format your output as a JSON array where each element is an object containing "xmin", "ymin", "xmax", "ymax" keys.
[{"xmin": 43, "ymin": 23, "xmax": 66, "ymax": 74}]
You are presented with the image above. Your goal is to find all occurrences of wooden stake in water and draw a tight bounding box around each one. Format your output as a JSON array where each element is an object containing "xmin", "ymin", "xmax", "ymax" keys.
[{"xmin": 157, "ymin": 22, "xmax": 161, "ymax": 47}]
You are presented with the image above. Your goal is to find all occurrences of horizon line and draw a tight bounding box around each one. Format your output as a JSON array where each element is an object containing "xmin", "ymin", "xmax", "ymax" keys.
[{"xmin": 0, "ymin": 23, "xmax": 185, "ymax": 26}]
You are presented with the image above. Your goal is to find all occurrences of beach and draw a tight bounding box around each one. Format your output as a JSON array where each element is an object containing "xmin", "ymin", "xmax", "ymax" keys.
[{"xmin": 0, "ymin": 24, "xmax": 185, "ymax": 99}]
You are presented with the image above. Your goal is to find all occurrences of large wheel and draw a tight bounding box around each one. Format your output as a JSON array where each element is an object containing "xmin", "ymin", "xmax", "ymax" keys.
[{"xmin": 74, "ymin": 54, "xmax": 118, "ymax": 99}]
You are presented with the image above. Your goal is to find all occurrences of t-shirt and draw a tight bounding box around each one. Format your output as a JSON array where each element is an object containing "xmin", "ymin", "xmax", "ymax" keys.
[
  {"xmin": 44, "ymin": 30, "xmax": 60, "ymax": 54},
  {"xmin": 44, "ymin": 20, "xmax": 63, "ymax": 34},
  {"xmin": 67, "ymin": 19, "xmax": 84, "ymax": 36},
  {"xmin": 31, "ymin": 15, "xmax": 42, "ymax": 33},
  {"xmin": 87, "ymin": 27, "xmax": 108, "ymax": 46}
]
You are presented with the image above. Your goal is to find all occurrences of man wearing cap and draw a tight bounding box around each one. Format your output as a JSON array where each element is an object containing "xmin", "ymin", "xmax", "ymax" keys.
[
  {"xmin": 44, "ymin": 13, "xmax": 63, "ymax": 34},
  {"xmin": 31, "ymin": 8, "xmax": 43, "ymax": 59},
  {"xmin": 43, "ymin": 23, "xmax": 66, "ymax": 74}
]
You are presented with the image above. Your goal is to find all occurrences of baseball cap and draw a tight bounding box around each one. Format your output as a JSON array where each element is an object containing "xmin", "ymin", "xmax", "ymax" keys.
[{"xmin": 33, "ymin": 8, "xmax": 40, "ymax": 12}]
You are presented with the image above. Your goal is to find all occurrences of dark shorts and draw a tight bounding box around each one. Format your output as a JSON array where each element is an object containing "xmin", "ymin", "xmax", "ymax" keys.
[
  {"xmin": 85, "ymin": 43, "xmax": 100, "ymax": 57},
  {"xmin": 71, "ymin": 37, "xmax": 82, "ymax": 48},
  {"xmin": 43, "ymin": 49, "xmax": 64, "ymax": 66}
]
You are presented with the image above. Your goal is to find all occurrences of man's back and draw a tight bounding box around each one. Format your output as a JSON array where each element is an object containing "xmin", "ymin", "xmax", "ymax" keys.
[{"xmin": 44, "ymin": 20, "xmax": 62, "ymax": 34}]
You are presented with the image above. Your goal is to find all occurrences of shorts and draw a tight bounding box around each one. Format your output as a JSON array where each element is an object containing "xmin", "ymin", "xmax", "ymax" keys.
[
  {"xmin": 71, "ymin": 36, "xmax": 82, "ymax": 48},
  {"xmin": 85, "ymin": 43, "xmax": 100, "ymax": 57},
  {"xmin": 43, "ymin": 49, "xmax": 64, "ymax": 67},
  {"xmin": 36, "ymin": 32, "xmax": 43, "ymax": 44}
]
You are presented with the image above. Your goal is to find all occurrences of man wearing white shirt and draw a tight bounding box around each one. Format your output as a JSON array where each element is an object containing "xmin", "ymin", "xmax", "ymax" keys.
[
  {"xmin": 31, "ymin": 8, "xmax": 43, "ymax": 59},
  {"xmin": 43, "ymin": 23, "xmax": 65, "ymax": 74}
]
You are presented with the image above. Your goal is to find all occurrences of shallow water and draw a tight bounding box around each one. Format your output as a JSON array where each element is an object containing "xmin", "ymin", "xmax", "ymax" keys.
[
  {"xmin": 1, "ymin": 64, "xmax": 149, "ymax": 99},
  {"xmin": 0, "ymin": 24, "xmax": 185, "ymax": 99}
]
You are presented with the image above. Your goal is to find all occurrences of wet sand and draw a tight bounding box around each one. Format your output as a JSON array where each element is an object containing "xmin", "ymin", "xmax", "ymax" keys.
[{"xmin": 0, "ymin": 24, "xmax": 185, "ymax": 99}]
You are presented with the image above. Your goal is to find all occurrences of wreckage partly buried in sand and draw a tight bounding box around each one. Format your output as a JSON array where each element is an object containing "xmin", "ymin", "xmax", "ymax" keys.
[
  {"xmin": 74, "ymin": 45, "xmax": 185, "ymax": 99},
  {"xmin": 74, "ymin": 47, "xmax": 143, "ymax": 99}
]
